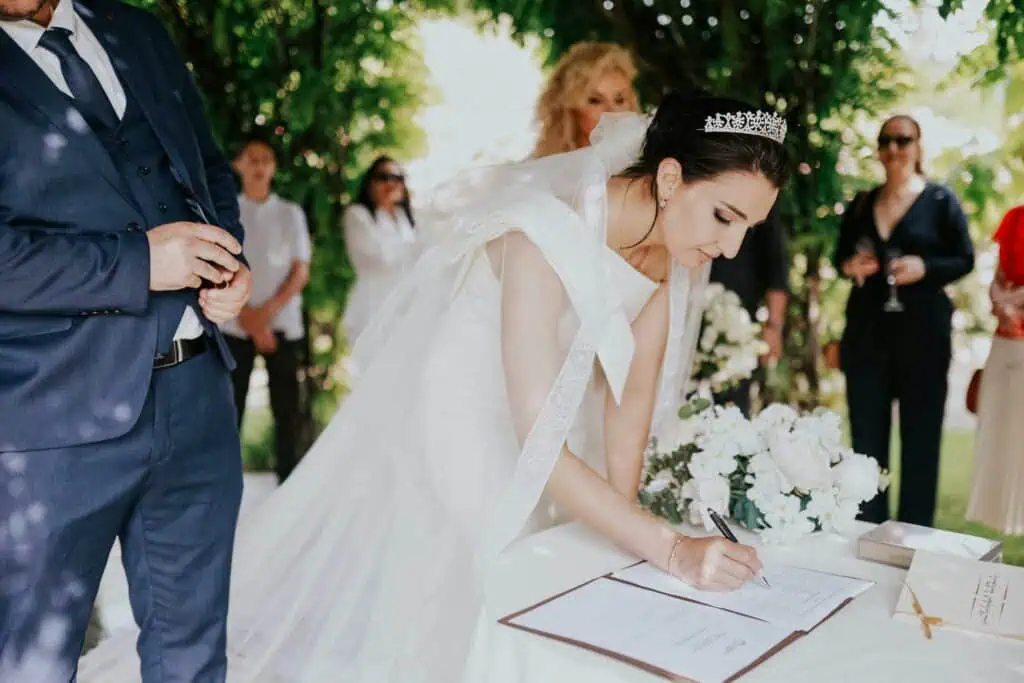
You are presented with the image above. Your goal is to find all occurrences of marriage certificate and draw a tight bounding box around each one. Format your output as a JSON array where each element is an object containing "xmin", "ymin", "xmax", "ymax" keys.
[
  {"xmin": 502, "ymin": 576, "xmax": 794, "ymax": 683},
  {"xmin": 611, "ymin": 561, "xmax": 873, "ymax": 633}
]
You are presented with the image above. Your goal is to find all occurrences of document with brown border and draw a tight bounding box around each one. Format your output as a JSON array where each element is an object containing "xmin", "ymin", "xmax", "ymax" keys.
[{"xmin": 500, "ymin": 576, "xmax": 796, "ymax": 683}]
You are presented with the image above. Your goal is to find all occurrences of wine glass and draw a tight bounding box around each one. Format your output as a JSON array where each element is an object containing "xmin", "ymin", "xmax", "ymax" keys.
[{"xmin": 883, "ymin": 247, "xmax": 905, "ymax": 313}]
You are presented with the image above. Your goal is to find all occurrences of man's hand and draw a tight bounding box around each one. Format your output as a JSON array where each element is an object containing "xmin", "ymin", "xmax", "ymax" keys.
[
  {"xmin": 890, "ymin": 255, "xmax": 926, "ymax": 286},
  {"xmin": 199, "ymin": 265, "xmax": 252, "ymax": 324},
  {"xmin": 762, "ymin": 324, "xmax": 783, "ymax": 362},
  {"xmin": 148, "ymin": 222, "xmax": 242, "ymax": 291},
  {"xmin": 251, "ymin": 325, "xmax": 278, "ymax": 355}
]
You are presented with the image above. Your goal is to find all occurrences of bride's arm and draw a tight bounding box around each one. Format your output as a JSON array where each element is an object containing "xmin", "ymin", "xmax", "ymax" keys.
[
  {"xmin": 499, "ymin": 233, "xmax": 760, "ymax": 588},
  {"xmin": 604, "ymin": 284, "xmax": 669, "ymax": 501},
  {"xmin": 545, "ymin": 285, "xmax": 678, "ymax": 572}
]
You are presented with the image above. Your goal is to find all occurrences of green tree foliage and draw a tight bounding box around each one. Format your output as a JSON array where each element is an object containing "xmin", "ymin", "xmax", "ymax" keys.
[
  {"xmin": 466, "ymin": 0, "xmax": 910, "ymax": 405},
  {"xmin": 125, "ymin": 0, "xmax": 446, "ymax": 431},
  {"xmin": 940, "ymin": 0, "xmax": 1023, "ymax": 78}
]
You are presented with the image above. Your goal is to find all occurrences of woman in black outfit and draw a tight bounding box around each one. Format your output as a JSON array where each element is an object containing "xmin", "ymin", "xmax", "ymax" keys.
[{"xmin": 835, "ymin": 115, "xmax": 974, "ymax": 526}]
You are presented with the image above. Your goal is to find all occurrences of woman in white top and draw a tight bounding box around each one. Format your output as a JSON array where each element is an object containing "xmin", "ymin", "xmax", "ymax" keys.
[{"xmin": 342, "ymin": 156, "xmax": 418, "ymax": 343}]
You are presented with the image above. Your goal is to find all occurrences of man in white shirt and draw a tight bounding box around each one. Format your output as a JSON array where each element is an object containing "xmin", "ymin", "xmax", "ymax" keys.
[{"xmin": 222, "ymin": 137, "xmax": 312, "ymax": 483}]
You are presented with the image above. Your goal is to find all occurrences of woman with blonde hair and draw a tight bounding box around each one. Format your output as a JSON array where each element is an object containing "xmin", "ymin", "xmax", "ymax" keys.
[{"xmin": 532, "ymin": 41, "xmax": 640, "ymax": 157}]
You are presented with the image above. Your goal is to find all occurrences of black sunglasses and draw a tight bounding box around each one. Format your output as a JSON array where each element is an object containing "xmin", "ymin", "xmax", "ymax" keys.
[
  {"xmin": 878, "ymin": 134, "xmax": 916, "ymax": 149},
  {"xmin": 372, "ymin": 172, "xmax": 405, "ymax": 183}
]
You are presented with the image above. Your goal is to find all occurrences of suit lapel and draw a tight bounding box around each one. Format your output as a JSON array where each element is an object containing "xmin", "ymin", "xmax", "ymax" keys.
[
  {"xmin": 0, "ymin": 31, "xmax": 136, "ymax": 206},
  {"xmin": 76, "ymin": 1, "xmax": 198, "ymax": 194}
]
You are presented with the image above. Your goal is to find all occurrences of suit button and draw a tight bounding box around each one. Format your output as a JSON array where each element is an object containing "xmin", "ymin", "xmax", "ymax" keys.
[
  {"xmin": 117, "ymin": 137, "xmax": 128, "ymax": 146},
  {"xmin": 138, "ymin": 166, "xmax": 151, "ymax": 176},
  {"xmin": 158, "ymin": 202, "xmax": 169, "ymax": 212},
  {"xmin": 126, "ymin": 222, "xmax": 140, "ymax": 232}
]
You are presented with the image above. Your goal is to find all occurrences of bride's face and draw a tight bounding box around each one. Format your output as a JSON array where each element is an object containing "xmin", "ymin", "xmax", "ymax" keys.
[{"xmin": 656, "ymin": 166, "xmax": 778, "ymax": 269}]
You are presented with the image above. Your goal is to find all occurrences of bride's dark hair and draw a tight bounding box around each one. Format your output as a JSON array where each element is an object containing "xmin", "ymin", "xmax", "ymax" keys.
[{"xmin": 622, "ymin": 90, "xmax": 791, "ymax": 189}]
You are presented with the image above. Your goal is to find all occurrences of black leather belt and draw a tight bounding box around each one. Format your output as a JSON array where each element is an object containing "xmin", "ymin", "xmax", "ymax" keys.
[{"xmin": 154, "ymin": 336, "xmax": 209, "ymax": 370}]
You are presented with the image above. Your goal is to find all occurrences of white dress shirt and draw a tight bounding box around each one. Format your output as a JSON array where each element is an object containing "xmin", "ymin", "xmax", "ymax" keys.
[
  {"xmin": 220, "ymin": 194, "xmax": 311, "ymax": 341},
  {"xmin": 1, "ymin": 0, "xmax": 203, "ymax": 341}
]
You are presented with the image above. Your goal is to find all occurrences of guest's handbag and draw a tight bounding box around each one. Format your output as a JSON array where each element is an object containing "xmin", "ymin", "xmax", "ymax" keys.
[{"xmin": 966, "ymin": 368, "xmax": 982, "ymax": 415}]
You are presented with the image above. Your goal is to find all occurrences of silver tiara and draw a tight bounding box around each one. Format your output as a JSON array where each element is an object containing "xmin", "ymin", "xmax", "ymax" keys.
[{"xmin": 703, "ymin": 111, "xmax": 787, "ymax": 144}]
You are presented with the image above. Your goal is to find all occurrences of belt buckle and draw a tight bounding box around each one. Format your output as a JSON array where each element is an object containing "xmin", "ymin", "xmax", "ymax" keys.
[{"xmin": 154, "ymin": 340, "xmax": 184, "ymax": 370}]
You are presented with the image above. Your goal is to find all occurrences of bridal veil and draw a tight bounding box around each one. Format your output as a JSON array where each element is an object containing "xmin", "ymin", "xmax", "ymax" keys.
[{"xmin": 79, "ymin": 112, "xmax": 708, "ymax": 682}]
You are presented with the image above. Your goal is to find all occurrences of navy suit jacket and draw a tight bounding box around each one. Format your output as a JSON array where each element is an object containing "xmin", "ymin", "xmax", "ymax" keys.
[{"xmin": 0, "ymin": 0, "xmax": 244, "ymax": 452}]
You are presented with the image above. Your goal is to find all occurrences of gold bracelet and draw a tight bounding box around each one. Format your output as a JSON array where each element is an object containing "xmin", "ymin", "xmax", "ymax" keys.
[{"xmin": 666, "ymin": 534, "xmax": 686, "ymax": 575}]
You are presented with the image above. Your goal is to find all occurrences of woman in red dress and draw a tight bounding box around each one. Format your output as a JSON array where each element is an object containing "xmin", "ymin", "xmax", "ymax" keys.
[{"xmin": 967, "ymin": 206, "xmax": 1024, "ymax": 534}]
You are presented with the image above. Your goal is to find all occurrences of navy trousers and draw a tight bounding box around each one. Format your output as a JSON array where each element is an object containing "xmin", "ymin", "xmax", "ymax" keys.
[{"xmin": 0, "ymin": 350, "xmax": 242, "ymax": 682}]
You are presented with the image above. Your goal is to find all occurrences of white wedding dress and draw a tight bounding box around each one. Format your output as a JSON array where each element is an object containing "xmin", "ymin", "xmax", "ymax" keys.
[{"xmin": 78, "ymin": 113, "xmax": 707, "ymax": 682}]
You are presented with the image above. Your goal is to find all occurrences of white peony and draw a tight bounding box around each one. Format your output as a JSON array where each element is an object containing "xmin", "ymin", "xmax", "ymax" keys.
[
  {"xmin": 760, "ymin": 515, "xmax": 816, "ymax": 545},
  {"xmin": 691, "ymin": 283, "xmax": 764, "ymax": 393},
  {"xmin": 645, "ymin": 469, "xmax": 677, "ymax": 494},
  {"xmin": 760, "ymin": 494, "xmax": 803, "ymax": 527},
  {"xmin": 765, "ymin": 429, "xmax": 834, "ymax": 493},
  {"xmin": 804, "ymin": 489, "xmax": 841, "ymax": 531},
  {"xmin": 681, "ymin": 476, "xmax": 730, "ymax": 530},
  {"xmin": 832, "ymin": 452, "xmax": 882, "ymax": 503},
  {"xmin": 699, "ymin": 327, "xmax": 717, "ymax": 352},
  {"xmin": 661, "ymin": 416, "xmax": 700, "ymax": 452},
  {"xmin": 754, "ymin": 403, "xmax": 799, "ymax": 431},
  {"xmin": 703, "ymin": 282, "xmax": 727, "ymax": 301},
  {"xmin": 686, "ymin": 450, "xmax": 735, "ymax": 480},
  {"xmin": 641, "ymin": 398, "xmax": 886, "ymax": 548},
  {"xmin": 698, "ymin": 405, "xmax": 762, "ymax": 460},
  {"xmin": 794, "ymin": 410, "xmax": 844, "ymax": 448},
  {"xmin": 746, "ymin": 456, "xmax": 793, "ymax": 500},
  {"xmin": 829, "ymin": 499, "xmax": 862, "ymax": 533},
  {"xmin": 696, "ymin": 476, "xmax": 730, "ymax": 513}
]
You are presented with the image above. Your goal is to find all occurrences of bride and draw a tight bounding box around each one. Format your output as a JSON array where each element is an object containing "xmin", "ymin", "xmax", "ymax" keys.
[{"xmin": 80, "ymin": 91, "xmax": 789, "ymax": 682}]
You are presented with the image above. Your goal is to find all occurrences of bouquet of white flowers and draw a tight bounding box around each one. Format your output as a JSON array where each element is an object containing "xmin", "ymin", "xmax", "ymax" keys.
[
  {"xmin": 691, "ymin": 283, "xmax": 767, "ymax": 395},
  {"xmin": 640, "ymin": 399, "xmax": 889, "ymax": 545}
]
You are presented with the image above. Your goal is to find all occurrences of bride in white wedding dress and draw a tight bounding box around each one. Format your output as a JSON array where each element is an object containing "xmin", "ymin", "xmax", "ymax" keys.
[{"xmin": 80, "ymin": 91, "xmax": 789, "ymax": 682}]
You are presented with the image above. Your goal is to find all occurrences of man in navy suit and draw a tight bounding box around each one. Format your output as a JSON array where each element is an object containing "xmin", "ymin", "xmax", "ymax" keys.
[{"xmin": 0, "ymin": 1, "xmax": 252, "ymax": 680}]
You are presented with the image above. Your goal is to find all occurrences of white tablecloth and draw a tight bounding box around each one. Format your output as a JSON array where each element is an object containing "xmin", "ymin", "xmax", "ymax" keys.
[{"xmin": 470, "ymin": 521, "xmax": 1024, "ymax": 682}]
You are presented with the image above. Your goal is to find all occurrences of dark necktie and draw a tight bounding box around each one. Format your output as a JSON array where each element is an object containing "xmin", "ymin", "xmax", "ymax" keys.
[{"xmin": 37, "ymin": 27, "xmax": 119, "ymax": 131}]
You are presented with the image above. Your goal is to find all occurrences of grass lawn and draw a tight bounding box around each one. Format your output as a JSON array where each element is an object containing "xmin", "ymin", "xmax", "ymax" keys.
[
  {"xmin": 241, "ymin": 405, "xmax": 1023, "ymax": 565},
  {"xmin": 883, "ymin": 427, "xmax": 1023, "ymax": 566}
]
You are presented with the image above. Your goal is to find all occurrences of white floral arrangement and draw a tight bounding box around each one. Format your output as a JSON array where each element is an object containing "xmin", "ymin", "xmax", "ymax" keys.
[
  {"xmin": 640, "ymin": 399, "xmax": 889, "ymax": 545},
  {"xmin": 691, "ymin": 283, "xmax": 767, "ymax": 395}
]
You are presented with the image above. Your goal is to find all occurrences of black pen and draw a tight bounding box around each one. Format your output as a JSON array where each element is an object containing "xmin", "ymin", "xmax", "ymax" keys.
[{"xmin": 706, "ymin": 508, "xmax": 771, "ymax": 588}]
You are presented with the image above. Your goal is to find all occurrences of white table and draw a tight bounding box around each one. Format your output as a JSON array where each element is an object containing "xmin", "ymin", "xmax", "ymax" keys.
[{"xmin": 470, "ymin": 521, "xmax": 1024, "ymax": 682}]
